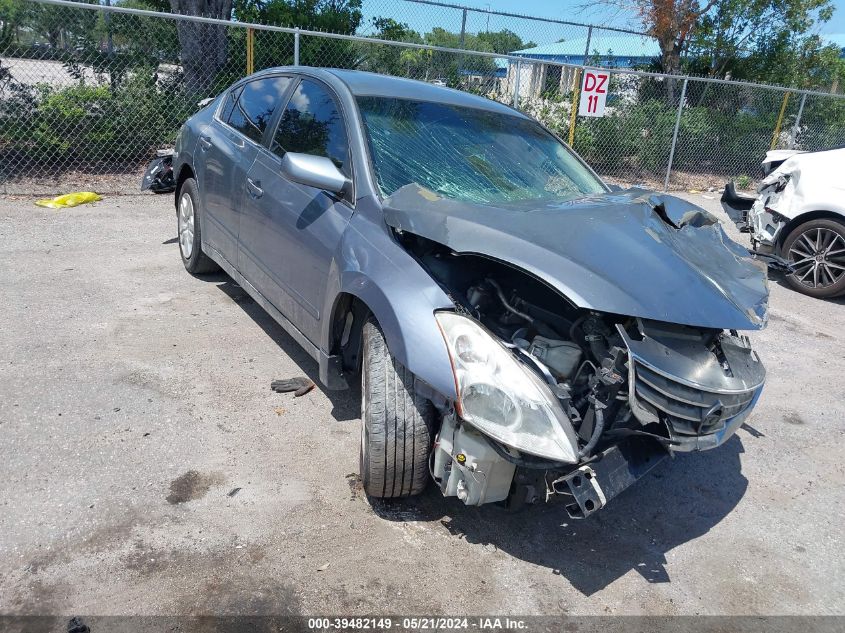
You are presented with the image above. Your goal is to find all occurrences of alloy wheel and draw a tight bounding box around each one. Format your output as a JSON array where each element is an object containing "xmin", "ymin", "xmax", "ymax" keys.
[
  {"xmin": 178, "ymin": 192, "xmax": 195, "ymax": 259},
  {"xmin": 787, "ymin": 227, "xmax": 845, "ymax": 290}
]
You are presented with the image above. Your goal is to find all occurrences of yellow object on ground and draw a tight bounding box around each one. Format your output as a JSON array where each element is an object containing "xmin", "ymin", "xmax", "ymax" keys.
[{"xmin": 35, "ymin": 192, "xmax": 102, "ymax": 209}]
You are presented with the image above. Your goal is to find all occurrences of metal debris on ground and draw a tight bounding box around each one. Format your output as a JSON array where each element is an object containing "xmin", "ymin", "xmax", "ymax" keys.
[
  {"xmin": 271, "ymin": 377, "xmax": 315, "ymax": 397},
  {"xmin": 35, "ymin": 192, "xmax": 103, "ymax": 209},
  {"xmin": 141, "ymin": 150, "xmax": 176, "ymax": 193},
  {"xmin": 67, "ymin": 617, "xmax": 90, "ymax": 633}
]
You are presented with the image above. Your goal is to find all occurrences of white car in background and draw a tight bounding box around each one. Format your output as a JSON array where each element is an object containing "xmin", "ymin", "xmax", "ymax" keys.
[{"xmin": 722, "ymin": 148, "xmax": 845, "ymax": 299}]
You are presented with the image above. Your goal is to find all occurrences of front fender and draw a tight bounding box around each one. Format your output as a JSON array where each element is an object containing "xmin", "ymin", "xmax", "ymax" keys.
[{"xmin": 323, "ymin": 206, "xmax": 458, "ymax": 401}]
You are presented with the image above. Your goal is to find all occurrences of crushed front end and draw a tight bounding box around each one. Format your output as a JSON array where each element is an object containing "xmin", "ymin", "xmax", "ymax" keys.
[{"xmin": 416, "ymin": 246, "xmax": 765, "ymax": 518}]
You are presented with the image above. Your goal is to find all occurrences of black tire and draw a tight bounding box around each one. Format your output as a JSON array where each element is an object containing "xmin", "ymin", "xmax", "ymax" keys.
[
  {"xmin": 780, "ymin": 218, "xmax": 845, "ymax": 299},
  {"xmin": 360, "ymin": 316, "xmax": 435, "ymax": 499},
  {"xmin": 177, "ymin": 177, "xmax": 219, "ymax": 275}
]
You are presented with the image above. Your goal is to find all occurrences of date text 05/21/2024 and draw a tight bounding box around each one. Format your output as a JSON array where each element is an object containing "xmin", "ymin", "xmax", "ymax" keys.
[{"xmin": 307, "ymin": 617, "xmax": 528, "ymax": 630}]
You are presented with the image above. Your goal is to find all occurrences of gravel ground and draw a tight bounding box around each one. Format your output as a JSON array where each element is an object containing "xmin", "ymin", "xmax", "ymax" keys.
[{"xmin": 0, "ymin": 190, "xmax": 843, "ymax": 617}]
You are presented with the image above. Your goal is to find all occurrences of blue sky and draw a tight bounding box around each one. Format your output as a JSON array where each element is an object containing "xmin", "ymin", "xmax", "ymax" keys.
[
  {"xmin": 364, "ymin": 0, "xmax": 845, "ymax": 41},
  {"xmin": 468, "ymin": 0, "xmax": 845, "ymax": 33}
]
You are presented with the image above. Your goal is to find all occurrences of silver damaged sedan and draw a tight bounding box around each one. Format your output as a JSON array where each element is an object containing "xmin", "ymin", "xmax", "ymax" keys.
[{"xmin": 168, "ymin": 68, "xmax": 768, "ymax": 518}]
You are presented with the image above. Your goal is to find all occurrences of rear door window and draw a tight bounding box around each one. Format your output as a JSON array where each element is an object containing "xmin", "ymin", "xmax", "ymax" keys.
[
  {"xmin": 219, "ymin": 86, "xmax": 241, "ymax": 122},
  {"xmin": 271, "ymin": 79, "xmax": 349, "ymax": 174},
  {"xmin": 225, "ymin": 76, "xmax": 292, "ymax": 143}
]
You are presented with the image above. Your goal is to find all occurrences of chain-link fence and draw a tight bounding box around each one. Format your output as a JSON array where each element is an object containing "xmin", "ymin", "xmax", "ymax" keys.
[
  {"xmin": 2, "ymin": 0, "xmax": 845, "ymax": 194},
  {"xmin": 358, "ymin": 0, "xmax": 651, "ymax": 61}
]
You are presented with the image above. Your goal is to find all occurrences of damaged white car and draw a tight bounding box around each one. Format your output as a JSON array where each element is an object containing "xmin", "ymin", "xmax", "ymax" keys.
[{"xmin": 722, "ymin": 148, "xmax": 845, "ymax": 298}]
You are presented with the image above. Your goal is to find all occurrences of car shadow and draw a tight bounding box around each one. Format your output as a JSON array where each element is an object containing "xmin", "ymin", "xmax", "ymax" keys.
[
  {"xmin": 191, "ymin": 273, "xmax": 749, "ymax": 594},
  {"xmin": 371, "ymin": 436, "xmax": 748, "ymax": 596},
  {"xmin": 203, "ymin": 273, "xmax": 360, "ymax": 422}
]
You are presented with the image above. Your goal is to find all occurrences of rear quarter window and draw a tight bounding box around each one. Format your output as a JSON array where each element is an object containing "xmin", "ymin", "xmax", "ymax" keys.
[{"xmin": 225, "ymin": 76, "xmax": 292, "ymax": 143}]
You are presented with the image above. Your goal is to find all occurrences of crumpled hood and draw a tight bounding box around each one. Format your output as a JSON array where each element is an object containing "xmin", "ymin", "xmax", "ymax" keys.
[{"xmin": 383, "ymin": 184, "xmax": 769, "ymax": 330}]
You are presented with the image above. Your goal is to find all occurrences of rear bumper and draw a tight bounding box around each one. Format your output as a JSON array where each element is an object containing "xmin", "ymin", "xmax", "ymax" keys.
[
  {"xmin": 720, "ymin": 189, "xmax": 794, "ymax": 270},
  {"xmin": 720, "ymin": 182, "xmax": 757, "ymax": 232}
]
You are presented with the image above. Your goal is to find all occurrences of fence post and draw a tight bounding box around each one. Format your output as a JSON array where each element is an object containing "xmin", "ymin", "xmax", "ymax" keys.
[
  {"xmin": 246, "ymin": 27, "xmax": 254, "ymax": 75},
  {"xmin": 568, "ymin": 68, "xmax": 581, "ymax": 147},
  {"xmin": 456, "ymin": 8, "xmax": 467, "ymax": 79},
  {"xmin": 104, "ymin": 0, "xmax": 113, "ymax": 56},
  {"xmin": 583, "ymin": 25, "xmax": 592, "ymax": 60},
  {"xmin": 790, "ymin": 93, "xmax": 807, "ymax": 149},
  {"xmin": 663, "ymin": 77, "xmax": 688, "ymax": 191},
  {"xmin": 512, "ymin": 59, "xmax": 521, "ymax": 108},
  {"xmin": 293, "ymin": 28, "xmax": 300, "ymax": 66},
  {"xmin": 770, "ymin": 91, "xmax": 791, "ymax": 151}
]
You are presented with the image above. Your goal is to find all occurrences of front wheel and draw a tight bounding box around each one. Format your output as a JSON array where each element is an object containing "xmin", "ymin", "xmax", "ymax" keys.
[
  {"xmin": 360, "ymin": 317, "xmax": 435, "ymax": 499},
  {"xmin": 177, "ymin": 178, "xmax": 219, "ymax": 275},
  {"xmin": 781, "ymin": 218, "xmax": 845, "ymax": 298}
]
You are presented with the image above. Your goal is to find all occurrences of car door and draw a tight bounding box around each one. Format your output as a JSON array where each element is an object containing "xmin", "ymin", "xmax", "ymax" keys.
[
  {"xmin": 238, "ymin": 78, "xmax": 354, "ymax": 343},
  {"xmin": 196, "ymin": 76, "xmax": 292, "ymax": 267}
]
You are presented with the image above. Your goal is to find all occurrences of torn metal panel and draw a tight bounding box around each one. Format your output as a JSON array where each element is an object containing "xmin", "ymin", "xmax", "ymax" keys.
[
  {"xmin": 383, "ymin": 183, "xmax": 769, "ymax": 331},
  {"xmin": 762, "ymin": 149, "xmax": 804, "ymax": 176}
]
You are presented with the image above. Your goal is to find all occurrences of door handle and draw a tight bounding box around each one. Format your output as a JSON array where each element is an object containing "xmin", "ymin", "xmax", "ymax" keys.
[
  {"xmin": 198, "ymin": 136, "xmax": 211, "ymax": 151},
  {"xmin": 246, "ymin": 177, "xmax": 263, "ymax": 198}
]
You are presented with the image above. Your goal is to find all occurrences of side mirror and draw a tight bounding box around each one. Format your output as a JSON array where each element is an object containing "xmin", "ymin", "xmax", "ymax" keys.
[{"xmin": 280, "ymin": 152, "xmax": 349, "ymax": 195}]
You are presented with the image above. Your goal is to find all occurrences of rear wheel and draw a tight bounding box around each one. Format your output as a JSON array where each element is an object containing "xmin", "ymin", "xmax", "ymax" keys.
[
  {"xmin": 360, "ymin": 317, "xmax": 435, "ymax": 499},
  {"xmin": 781, "ymin": 218, "xmax": 845, "ymax": 298},
  {"xmin": 177, "ymin": 178, "xmax": 219, "ymax": 275}
]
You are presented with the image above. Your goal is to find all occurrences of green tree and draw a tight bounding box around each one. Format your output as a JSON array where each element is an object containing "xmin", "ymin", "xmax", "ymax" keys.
[
  {"xmin": 476, "ymin": 29, "xmax": 534, "ymax": 54},
  {"xmin": 599, "ymin": 0, "xmax": 838, "ymax": 97},
  {"xmin": 423, "ymin": 27, "xmax": 497, "ymax": 82},
  {"xmin": 689, "ymin": 0, "xmax": 836, "ymax": 87},
  {"xmin": 362, "ymin": 18, "xmax": 424, "ymax": 76},
  {"xmin": 104, "ymin": 0, "xmax": 180, "ymax": 60},
  {"xmin": 22, "ymin": 0, "xmax": 99, "ymax": 49},
  {"xmin": 0, "ymin": 0, "xmax": 30, "ymax": 48},
  {"xmin": 232, "ymin": 0, "xmax": 364, "ymax": 69}
]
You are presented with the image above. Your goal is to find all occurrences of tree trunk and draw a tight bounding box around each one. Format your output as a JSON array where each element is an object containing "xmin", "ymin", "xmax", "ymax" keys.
[
  {"xmin": 659, "ymin": 38, "xmax": 682, "ymax": 105},
  {"xmin": 169, "ymin": 0, "xmax": 233, "ymax": 96}
]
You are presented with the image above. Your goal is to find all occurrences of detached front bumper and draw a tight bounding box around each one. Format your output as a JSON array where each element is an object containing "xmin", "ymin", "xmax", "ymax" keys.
[
  {"xmin": 433, "ymin": 413, "xmax": 671, "ymax": 519},
  {"xmin": 549, "ymin": 437, "xmax": 668, "ymax": 518}
]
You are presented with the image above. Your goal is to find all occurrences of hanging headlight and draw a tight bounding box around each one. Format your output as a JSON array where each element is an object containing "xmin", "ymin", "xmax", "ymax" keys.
[{"xmin": 435, "ymin": 311, "xmax": 579, "ymax": 463}]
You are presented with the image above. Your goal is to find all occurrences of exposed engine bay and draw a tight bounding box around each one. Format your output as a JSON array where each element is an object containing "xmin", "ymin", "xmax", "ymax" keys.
[{"xmin": 400, "ymin": 233, "xmax": 766, "ymax": 517}]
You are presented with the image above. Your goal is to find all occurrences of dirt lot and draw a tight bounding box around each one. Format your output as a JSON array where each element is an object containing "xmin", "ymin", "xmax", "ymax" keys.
[{"xmin": 1, "ymin": 190, "xmax": 843, "ymax": 617}]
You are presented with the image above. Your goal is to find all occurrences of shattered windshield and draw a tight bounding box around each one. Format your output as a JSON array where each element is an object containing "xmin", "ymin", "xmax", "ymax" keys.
[{"xmin": 357, "ymin": 97, "xmax": 606, "ymax": 205}]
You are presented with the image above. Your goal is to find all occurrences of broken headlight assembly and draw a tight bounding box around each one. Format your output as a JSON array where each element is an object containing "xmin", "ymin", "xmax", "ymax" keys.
[{"xmin": 435, "ymin": 311, "xmax": 578, "ymax": 463}]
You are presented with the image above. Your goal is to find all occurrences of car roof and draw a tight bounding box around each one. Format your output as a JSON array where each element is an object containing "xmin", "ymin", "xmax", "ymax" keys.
[{"xmin": 251, "ymin": 67, "xmax": 527, "ymax": 118}]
